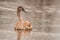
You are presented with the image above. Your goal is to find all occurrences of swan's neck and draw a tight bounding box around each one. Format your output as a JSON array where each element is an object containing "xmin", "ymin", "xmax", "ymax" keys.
[{"xmin": 17, "ymin": 11, "xmax": 24, "ymax": 23}]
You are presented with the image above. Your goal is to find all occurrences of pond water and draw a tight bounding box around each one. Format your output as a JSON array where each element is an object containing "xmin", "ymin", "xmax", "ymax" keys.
[{"xmin": 0, "ymin": 0, "xmax": 60, "ymax": 40}]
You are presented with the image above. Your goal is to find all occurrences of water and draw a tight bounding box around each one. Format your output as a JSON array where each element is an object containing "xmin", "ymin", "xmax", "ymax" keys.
[{"xmin": 0, "ymin": 0, "xmax": 60, "ymax": 40}]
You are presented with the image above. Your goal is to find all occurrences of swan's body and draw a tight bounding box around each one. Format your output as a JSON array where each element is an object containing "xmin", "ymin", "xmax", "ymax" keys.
[{"xmin": 15, "ymin": 6, "xmax": 32, "ymax": 30}]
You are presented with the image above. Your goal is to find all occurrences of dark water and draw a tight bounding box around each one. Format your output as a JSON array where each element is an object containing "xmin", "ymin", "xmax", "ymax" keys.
[{"xmin": 0, "ymin": 0, "xmax": 60, "ymax": 40}]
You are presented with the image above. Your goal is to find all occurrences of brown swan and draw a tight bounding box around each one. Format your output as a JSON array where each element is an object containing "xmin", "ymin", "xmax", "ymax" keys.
[{"xmin": 15, "ymin": 6, "xmax": 32, "ymax": 30}]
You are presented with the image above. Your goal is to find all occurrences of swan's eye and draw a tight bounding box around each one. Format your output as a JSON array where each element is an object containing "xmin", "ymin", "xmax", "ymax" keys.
[{"xmin": 19, "ymin": 8, "xmax": 22, "ymax": 10}]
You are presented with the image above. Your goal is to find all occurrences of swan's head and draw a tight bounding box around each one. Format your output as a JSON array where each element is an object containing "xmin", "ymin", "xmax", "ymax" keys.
[{"xmin": 17, "ymin": 6, "xmax": 26, "ymax": 13}]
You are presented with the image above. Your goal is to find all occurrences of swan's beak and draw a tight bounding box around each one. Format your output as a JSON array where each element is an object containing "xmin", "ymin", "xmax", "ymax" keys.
[
  {"xmin": 23, "ymin": 10, "xmax": 27, "ymax": 13},
  {"xmin": 22, "ymin": 8, "xmax": 27, "ymax": 13}
]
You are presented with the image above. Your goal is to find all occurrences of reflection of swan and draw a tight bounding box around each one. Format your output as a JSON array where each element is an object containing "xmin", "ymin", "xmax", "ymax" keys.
[
  {"xmin": 15, "ymin": 29, "xmax": 32, "ymax": 40},
  {"xmin": 15, "ymin": 6, "xmax": 32, "ymax": 30}
]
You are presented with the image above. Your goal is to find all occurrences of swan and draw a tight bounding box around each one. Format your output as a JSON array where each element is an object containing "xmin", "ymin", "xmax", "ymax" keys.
[{"xmin": 15, "ymin": 6, "xmax": 32, "ymax": 30}]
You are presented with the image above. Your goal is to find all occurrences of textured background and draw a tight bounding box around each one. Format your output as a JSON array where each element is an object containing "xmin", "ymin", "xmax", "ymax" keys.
[{"xmin": 0, "ymin": 0, "xmax": 60, "ymax": 40}]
